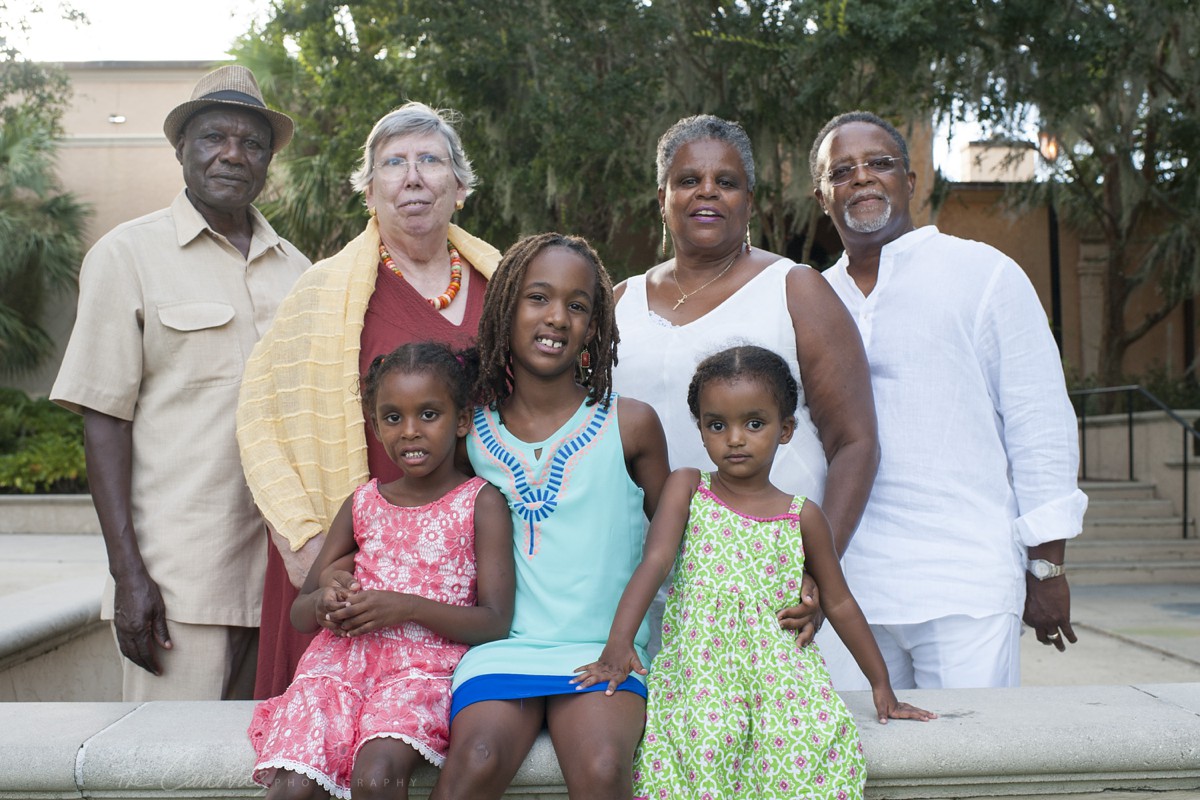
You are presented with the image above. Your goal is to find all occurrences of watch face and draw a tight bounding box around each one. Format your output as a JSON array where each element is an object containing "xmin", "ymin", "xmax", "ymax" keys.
[{"xmin": 1030, "ymin": 560, "xmax": 1061, "ymax": 579}]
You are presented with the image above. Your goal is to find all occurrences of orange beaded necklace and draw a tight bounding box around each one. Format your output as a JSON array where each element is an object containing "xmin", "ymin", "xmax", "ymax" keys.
[{"xmin": 379, "ymin": 242, "xmax": 463, "ymax": 310}]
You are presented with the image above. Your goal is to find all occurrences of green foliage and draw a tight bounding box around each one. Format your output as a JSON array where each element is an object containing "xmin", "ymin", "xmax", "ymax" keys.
[
  {"xmin": 0, "ymin": 2, "xmax": 78, "ymax": 134},
  {"xmin": 0, "ymin": 388, "xmax": 87, "ymax": 494},
  {"xmin": 235, "ymin": 0, "xmax": 1199, "ymax": 385},
  {"xmin": 0, "ymin": 4, "xmax": 90, "ymax": 376},
  {"xmin": 232, "ymin": 0, "xmax": 968, "ymax": 273},
  {"xmin": 932, "ymin": 0, "xmax": 1200, "ymax": 386}
]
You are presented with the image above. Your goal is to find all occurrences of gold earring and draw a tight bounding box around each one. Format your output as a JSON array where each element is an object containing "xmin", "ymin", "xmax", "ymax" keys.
[
  {"xmin": 368, "ymin": 206, "xmax": 377, "ymax": 218},
  {"xmin": 455, "ymin": 200, "xmax": 464, "ymax": 211},
  {"xmin": 745, "ymin": 223, "xmax": 752, "ymax": 252}
]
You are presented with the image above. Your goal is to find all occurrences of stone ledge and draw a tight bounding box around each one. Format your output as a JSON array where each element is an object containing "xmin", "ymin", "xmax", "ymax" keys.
[
  {"xmin": 0, "ymin": 576, "xmax": 104, "ymax": 665},
  {"xmin": 0, "ymin": 575, "xmax": 120, "ymax": 702},
  {"xmin": 1, "ymin": 684, "xmax": 1198, "ymax": 799},
  {"xmin": 0, "ymin": 494, "xmax": 99, "ymax": 535}
]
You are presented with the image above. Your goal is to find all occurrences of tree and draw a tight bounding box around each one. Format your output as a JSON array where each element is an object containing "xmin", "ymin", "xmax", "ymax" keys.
[
  {"xmin": 234, "ymin": 0, "xmax": 960, "ymax": 272},
  {"xmin": 0, "ymin": 2, "xmax": 90, "ymax": 377},
  {"xmin": 931, "ymin": 0, "xmax": 1200, "ymax": 387},
  {"xmin": 233, "ymin": 0, "xmax": 672, "ymax": 268}
]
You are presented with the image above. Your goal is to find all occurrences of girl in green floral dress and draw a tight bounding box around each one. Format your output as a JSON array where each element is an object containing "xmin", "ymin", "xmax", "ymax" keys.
[{"xmin": 574, "ymin": 345, "xmax": 935, "ymax": 799}]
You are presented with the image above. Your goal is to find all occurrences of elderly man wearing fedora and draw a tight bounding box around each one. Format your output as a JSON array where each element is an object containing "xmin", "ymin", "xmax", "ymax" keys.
[{"xmin": 52, "ymin": 65, "xmax": 309, "ymax": 701}]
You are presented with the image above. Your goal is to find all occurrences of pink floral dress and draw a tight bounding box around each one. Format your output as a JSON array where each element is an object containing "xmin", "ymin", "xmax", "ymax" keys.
[
  {"xmin": 249, "ymin": 477, "xmax": 485, "ymax": 798},
  {"xmin": 634, "ymin": 473, "xmax": 867, "ymax": 800}
]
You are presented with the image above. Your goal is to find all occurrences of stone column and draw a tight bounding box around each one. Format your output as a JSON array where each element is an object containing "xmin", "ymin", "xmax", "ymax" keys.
[{"xmin": 1077, "ymin": 238, "xmax": 1107, "ymax": 378}]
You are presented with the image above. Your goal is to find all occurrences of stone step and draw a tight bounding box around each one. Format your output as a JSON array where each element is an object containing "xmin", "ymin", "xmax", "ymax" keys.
[
  {"xmin": 1069, "ymin": 561, "xmax": 1200, "ymax": 585},
  {"xmin": 1081, "ymin": 517, "xmax": 1191, "ymax": 540},
  {"xmin": 1067, "ymin": 539, "xmax": 1200, "ymax": 585},
  {"xmin": 1069, "ymin": 538, "xmax": 1200, "ymax": 561},
  {"xmin": 1083, "ymin": 497, "xmax": 1177, "ymax": 521},
  {"xmin": 1078, "ymin": 480, "xmax": 1158, "ymax": 500}
]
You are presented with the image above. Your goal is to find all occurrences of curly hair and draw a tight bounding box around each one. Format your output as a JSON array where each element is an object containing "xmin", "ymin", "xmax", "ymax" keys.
[
  {"xmin": 360, "ymin": 340, "xmax": 481, "ymax": 418},
  {"xmin": 686, "ymin": 345, "xmax": 799, "ymax": 421},
  {"xmin": 474, "ymin": 232, "xmax": 618, "ymax": 409}
]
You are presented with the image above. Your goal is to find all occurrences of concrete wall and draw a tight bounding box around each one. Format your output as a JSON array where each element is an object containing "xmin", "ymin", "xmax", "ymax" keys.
[
  {"xmin": 934, "ymin": 181, "xmax": 1189, "ymax": 382},
  {"xmin": 1079, "ymin": 409, "xmax": 1200, "ymax": 533},
  {"xmin": 3, "ymin": 686, "xmax": 1198, "ymax": 799}
]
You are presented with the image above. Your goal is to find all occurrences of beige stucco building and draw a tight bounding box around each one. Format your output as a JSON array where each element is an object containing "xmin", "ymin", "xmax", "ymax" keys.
[
  {"xmin": 12, "ymin": 61, "xmax": 217, "ymax": 396},
  {"xmin": 11, "ymin": 61, "xmax": 1193, "ymax": 397}
]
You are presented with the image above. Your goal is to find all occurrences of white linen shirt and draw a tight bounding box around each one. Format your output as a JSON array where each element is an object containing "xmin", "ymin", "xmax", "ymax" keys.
[{"xmin": 822, "ymin": 226, "xmax": 1087, "ymax": 624}]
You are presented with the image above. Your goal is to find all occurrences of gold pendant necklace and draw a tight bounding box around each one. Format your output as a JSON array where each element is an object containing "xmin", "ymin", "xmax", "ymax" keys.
[{"xmin": 672, "ymin": 245, "xmax": 743, "ymax": 311}]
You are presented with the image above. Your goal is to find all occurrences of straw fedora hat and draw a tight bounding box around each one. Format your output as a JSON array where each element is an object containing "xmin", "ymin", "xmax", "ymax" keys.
[{"xmin": 163, "ymin": 65, "xmax": 294, "ymax": 153}]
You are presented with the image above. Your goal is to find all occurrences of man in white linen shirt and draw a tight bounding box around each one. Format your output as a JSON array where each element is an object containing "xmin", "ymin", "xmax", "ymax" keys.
[{"xmin": 807, "ymin": 110, "xmax": 1088, "ymax": 689}]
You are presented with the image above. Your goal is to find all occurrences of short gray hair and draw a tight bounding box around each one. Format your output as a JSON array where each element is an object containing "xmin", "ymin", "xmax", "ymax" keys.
[
  {"xmin": 349, "ymin": 101, "xmax": 477, "ymax": 195},
  {"xmin": 656, "ymin": 115, "xmax": 756, "ymax": 191},
  {"xmin": 809, "ymin": 111, "xmax": 910, "ymax": 185}
]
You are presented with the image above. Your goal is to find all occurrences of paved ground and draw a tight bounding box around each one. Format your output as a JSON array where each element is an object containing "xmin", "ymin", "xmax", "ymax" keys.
[
  {"xmin": 1021, "ymin": 583, "xmax": 1200, "ymax": 685},
  {"xmin": 6, "ymin": 533, "xmax": 1200, "ymax": 686}
]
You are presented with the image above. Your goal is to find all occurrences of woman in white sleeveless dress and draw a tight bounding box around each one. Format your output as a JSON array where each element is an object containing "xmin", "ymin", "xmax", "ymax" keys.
[{"xmin": 613, "ymin": 115, "xmax": 879, "ymax": 654}]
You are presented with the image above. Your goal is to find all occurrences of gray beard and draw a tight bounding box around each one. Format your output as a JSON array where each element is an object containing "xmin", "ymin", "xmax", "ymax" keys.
[{"xmin": 843, "ymin": 197, "xmax": 892, "ymax": 234}]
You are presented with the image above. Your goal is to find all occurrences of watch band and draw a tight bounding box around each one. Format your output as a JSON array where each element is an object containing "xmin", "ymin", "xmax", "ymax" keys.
[{"xmin": 1028, "ymin": 558, "xmax": 1065, "ymax": 580}]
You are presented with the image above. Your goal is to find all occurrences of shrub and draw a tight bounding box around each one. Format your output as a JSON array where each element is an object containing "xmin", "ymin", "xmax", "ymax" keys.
[{"xmin": 0, "ymin": 387, "xmax": 88, "ymax": 494}]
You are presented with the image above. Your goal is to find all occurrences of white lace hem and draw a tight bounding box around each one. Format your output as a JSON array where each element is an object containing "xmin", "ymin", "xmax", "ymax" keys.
[
  {"xmin": 253, "ymin": 758, "xmax": 350, "ymax": 800},
  {"xmin": 356, "ymin": 732, "xmax": 445, "ymax": 768}
]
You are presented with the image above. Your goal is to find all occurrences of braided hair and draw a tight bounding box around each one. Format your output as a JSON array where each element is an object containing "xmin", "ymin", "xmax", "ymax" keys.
[
  {"xmin": 474, "ymin": 232, "xmax": 618, "ymax": 409},
  {"xmin": 360, "ymin": 340, "xmax": 481, "ymax": 419},
  {"xmin": 686, "ymin": 345, "xmax": 799, "ymax": 421}
]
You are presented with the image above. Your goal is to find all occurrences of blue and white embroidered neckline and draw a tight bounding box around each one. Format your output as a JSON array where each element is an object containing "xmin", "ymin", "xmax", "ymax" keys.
[{"xmin": 472, "ymin": 398, "xmax": 613, "ymax": 558}]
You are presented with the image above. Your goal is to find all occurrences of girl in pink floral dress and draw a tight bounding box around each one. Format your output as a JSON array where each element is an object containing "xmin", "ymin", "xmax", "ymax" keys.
[
  {"xmin": 249, "ymin": 342, "xmax": 514, "ymax": 800},
  {"xmin": 575, "ymin": 345, "xmax": 934, "ymax": 800}
]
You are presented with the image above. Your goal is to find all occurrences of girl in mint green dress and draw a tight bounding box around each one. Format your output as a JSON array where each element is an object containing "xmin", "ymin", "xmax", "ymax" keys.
[
  {"xmin": 575, "ymin": 345, "xmax": 935, "ymax": 800},
  {"xmin": 430, "ymin": 233, "xmax": 671, "ymax": 800}
]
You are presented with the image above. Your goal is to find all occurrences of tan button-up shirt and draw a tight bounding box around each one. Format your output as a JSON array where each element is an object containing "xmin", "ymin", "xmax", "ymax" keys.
[{"xmin": 52, "ymin": 190, "xmax": 310, "ymax": 626}]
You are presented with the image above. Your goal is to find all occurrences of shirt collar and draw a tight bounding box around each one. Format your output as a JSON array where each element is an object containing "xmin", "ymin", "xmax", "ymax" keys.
[
  {"xmin": 878, "ymin": 224, "xmax": 939, "ymax": 259},
  {"xmin": 170, "ymin": 189, "xmax": 282, "ymax": 255}
]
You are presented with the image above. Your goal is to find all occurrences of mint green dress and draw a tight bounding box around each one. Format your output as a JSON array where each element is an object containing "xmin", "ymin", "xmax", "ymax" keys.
[
  {"xmin": 452, "ymin": 396, "xmax": 650, "ymax": 707},
  {"xmin": 634, "ymin": 473, "xmax": 866, "ymax": 799}
]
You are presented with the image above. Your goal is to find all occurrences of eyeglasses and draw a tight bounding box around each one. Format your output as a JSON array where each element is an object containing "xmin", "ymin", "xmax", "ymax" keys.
[
  {"xmin": 376, "ymin": 154, "xmax": 453, "ymax": 176},
  {"xmin": 825, "ymin": 156, "xmax": 902, "ymax": 186}
]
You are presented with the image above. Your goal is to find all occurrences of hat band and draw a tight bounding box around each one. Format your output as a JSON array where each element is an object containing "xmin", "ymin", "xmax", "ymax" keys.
[{"xmin": 198, "ymin": 89, "xmax": 267, "ymax": 109}]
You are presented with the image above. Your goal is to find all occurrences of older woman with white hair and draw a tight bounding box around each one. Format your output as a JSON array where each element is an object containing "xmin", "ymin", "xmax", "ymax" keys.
[{"xmin": 237, "ymin": 102, "xmax": 501, "ymax": 699}]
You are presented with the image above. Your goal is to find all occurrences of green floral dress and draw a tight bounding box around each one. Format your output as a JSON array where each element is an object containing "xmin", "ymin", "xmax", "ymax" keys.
[{"xmin": 634, "ymin": 473, "xmax": 867, "ymax": 800}]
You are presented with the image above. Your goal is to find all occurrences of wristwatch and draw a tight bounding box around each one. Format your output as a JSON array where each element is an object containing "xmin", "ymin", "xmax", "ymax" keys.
[{"xmin": 1028, "ymin": 559, "xmax": 1065, "ymax": 580}]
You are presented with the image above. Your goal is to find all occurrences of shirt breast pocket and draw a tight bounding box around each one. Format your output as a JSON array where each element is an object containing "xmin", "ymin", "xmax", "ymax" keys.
[{"xmin": 155, "ymin": 301, "xmax": 241, "ymax": 388}]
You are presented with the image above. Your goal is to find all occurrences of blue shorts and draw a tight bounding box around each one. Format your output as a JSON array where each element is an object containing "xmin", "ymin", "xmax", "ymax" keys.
[{"xmin": 450, "ymin": 673, "xmax": 647, "ymax": 721}]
